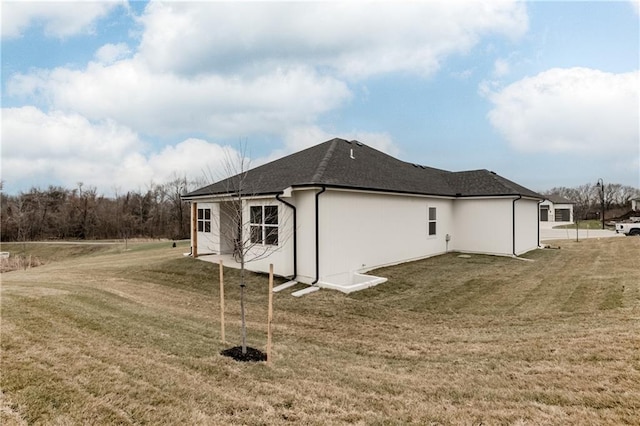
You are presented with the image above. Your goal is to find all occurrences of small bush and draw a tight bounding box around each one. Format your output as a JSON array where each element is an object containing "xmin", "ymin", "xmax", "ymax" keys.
[{"xmin": 0, "ymin": 255, "xmax": 44, "ymax": 273}]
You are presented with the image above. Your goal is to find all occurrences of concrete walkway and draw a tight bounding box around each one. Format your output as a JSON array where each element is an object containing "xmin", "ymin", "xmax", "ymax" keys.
[{"xmin": 539, "ymin": 221, "xmax": 622, "ymax": 241}]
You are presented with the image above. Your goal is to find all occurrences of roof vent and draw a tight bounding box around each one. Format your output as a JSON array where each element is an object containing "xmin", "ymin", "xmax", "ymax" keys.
[
  {"xmin": 356, "ymin": 141, "xmax": 363, "ymax": 147},
  {"xmin": 413, "ymin": 164, "xmax": 419, "ymax": 168},
  {"xmin": 490, "ymin": 171, "xmax": 497, "ymax": 175},
  {"xmin": 419, "ymin": 165, "xmax": 426, "ymax": 169},
  {"xmin": 345, "ymin": 140, "xmax": 352, "ymax": 144}
]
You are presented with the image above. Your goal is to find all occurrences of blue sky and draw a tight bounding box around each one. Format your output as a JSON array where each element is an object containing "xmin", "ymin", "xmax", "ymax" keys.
[{"xmin": 2, "ymin": 1, "xmax": 638, "ymax": 195}]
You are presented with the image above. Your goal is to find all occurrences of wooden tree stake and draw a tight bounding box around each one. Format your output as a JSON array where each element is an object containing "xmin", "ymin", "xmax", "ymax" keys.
[
  {"xmin": 267, "ymin": 263, "xmax": 274, "ymax": 366},
  {"xmin": 219, "ymin": 260, "xmax": 225, "ymax": 343}
]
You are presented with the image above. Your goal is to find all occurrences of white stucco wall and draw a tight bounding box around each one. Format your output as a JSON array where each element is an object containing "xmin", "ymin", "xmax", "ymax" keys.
[
  {"xmin": 190, "ymin": 189, "xmax": 540, "ymax": 286},
  {"xmin": 314, "ymin": 190, "xmax": 453, "ymax": 284},
  {"xmin": 291, "ymin": 189, "xmax": 317, "ymax": 284},
  {"xmin": 218, "ymin": 202, "xmax": 236, "ymax": 253},
  {"xmin": 452, "ymin": 197, "xmax": 540, "ymax": 256},
  {"xmin": 514, "ymin": 198, "xmax": 540, "ymax": 255},
  {"xmin": 451, "ymin": 198, "xmax": 513, "ymax": 256},
  {"xmin": 241, "ymin": 198, "xmax": 295, "ymax": 278}
]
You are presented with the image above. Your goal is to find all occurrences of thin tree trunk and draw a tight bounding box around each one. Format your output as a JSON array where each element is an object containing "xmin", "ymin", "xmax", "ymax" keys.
[{"xmin": 240, "ymin": 258, "xmax": 247, "ymax": 354}]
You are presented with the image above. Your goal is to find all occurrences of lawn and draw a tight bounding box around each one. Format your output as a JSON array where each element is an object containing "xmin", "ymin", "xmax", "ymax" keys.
[
  {"xmin": 553, "ymin": 220, "xmax": 613, "ymax": 230},
  {"xmin": 1, "ymin": 237, "xmax": 639, "ymax": 425}
]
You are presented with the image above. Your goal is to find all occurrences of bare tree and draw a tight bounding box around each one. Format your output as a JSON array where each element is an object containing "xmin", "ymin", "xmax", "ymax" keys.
[
  {"xmin": 1, "ymin": 178, "xmax": 208, "ymax": 242},
  {"xmin": 160, "ymin": 174, "xmax": 190, "ymax": 239},
  {"xmin": 612, "ymin": 185, "xmax": 640, "ymax": 209},
  {"xmin": 200, "ymin": 144, "xmax": 291, "ymax": 355}
]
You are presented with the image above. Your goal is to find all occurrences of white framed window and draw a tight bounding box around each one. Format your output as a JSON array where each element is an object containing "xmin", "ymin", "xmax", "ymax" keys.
[
  {"xmin": 197, "ymin": 208, "xmax": 211, "ymax": 232},
  {"xmin": 249, "ymin": 205, "xmax": 278, "ymax": 245},
  {"xmin": 428, "ymin": 206, "xmax": 436, "ymax": 236}
]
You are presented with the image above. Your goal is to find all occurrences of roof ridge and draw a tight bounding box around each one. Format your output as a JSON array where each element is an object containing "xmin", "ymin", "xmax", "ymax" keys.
[
  {"xmin": 485, "ymin": 169, "xmax": 517, "ymax": 193},
  {"xmin": 182, "ymin": 139, "xmax": 543, "ymax": 199},
  {"xmin": 488, "ymin": 170, "xmax": 541, "ymax": 197},
  {"xmin": 311, "ymin": 138, "xmax": 340, "ymax": 182}
]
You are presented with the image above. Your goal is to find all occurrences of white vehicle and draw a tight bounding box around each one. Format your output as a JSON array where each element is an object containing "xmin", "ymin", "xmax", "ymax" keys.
[{"xmin": 615, "ymin": 222, "xmax": 640, "ymax": 236}]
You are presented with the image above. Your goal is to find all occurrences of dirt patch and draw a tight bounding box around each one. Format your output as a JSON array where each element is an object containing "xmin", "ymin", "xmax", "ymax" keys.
[{"xmin": 220, "ymin": 346, "xmax": 267, "ymax": 362}]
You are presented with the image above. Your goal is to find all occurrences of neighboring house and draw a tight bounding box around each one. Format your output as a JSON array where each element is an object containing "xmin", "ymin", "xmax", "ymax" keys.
[
  {"xmin": 539, "ymin": 195, "xmax": 574, "ymax": 223},
  {"xmin": 182, "ymin": 138, "xmax": 544, "ymax": 293},
  {"xmin": 632, "ymin": 198, "xmax": 640, "ymax": 211}
]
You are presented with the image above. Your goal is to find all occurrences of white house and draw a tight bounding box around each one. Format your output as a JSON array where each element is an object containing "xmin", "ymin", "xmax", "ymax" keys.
[
  {"xmin": 632, "ymin": 198, "xmax": 640, "ymax": 211},
  {"xmin": 182, "ymin": 138, "xmax": 544, "ymax": 293},
  {"xmin": 539, "ymin": 195, "xmax": 574, "ymax": 223}
]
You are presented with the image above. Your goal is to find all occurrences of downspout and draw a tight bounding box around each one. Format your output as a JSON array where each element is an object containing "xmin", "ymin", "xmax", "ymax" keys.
[
  {"xmin": 512, "ymin": 195, "xmax": 522, "ymax": 256},
  {"xmin": 312, "ymin": 186, "xmax": 326, "ymax": 284},
  {"xmin": 276, "ymin": 193, "xmax": 297, "ymax": 280}
]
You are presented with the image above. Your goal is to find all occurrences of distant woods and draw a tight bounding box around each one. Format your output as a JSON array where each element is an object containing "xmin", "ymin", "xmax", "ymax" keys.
[
  {"xmin": 2, "ymin": 179, "xmax": 639, "ymax": 242},
  {"xmin": 1, "ymin": 177, "xmax": 197, "ymax": 242},
  {"xmin": 544, "ymin": 183, "xmax": 640, "ymax": 220}
]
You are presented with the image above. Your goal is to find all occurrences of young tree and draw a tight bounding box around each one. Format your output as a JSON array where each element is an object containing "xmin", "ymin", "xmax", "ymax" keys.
[{"xmin": 203, "ymin": 144, "xmax": 291, "ymax": 355}]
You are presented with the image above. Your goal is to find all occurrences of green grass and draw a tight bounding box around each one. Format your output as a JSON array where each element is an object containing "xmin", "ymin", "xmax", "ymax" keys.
[
  {"xmin": 2, "ymin": 237, "xmax": 639, "ymax": 424},
  {"xmin": 0, "ymin": 240, "xmax": 190, "ymax": 261},
  {"xmin": 553, "ymin": 220, "xmax": 613, "ymax": 230}
]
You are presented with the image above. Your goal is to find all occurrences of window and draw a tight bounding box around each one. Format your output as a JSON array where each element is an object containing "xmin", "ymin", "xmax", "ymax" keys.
[
  {"xmin": 197, "ymin": 208, "xmax": 211, "ymax": 232},
  {"xmin": 428, "ymin": 206, "xmax": 436, "ymax": 236},
  {"xmin": 250, "ymin": 205, "xmax": 278, "ymax": 245}
]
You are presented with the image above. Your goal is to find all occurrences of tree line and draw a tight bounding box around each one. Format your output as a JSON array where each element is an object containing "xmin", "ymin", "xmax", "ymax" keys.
[
  {"xmin": 2, "ymin": 178, "xmax": 638, "ymax": 242},
  {"xmin": 543, "ymin": 182, "xmax": 640, "ymax": 220},
  {"xmin": 1, "ymin": 177, "xmax": 198, "ymax": 242}
]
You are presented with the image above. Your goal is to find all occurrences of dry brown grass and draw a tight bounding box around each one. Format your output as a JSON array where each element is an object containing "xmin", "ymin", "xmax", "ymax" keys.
[
  {"xmin": 0, "ymin": 255, "xmax": 44, "ymax": 273},
  {"xmin": 1, "ymin": 238, "xmax": 639, "ymax": 425}
]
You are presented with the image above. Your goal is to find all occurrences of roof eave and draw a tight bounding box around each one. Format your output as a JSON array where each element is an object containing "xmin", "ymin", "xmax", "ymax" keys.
[
  {"xmin": 181, "ymin": 190, "xmax": 283, "ymax": 201},
  {"xmin": 290, "ymin": 183, "xmax": 455, "ymax": 198}
]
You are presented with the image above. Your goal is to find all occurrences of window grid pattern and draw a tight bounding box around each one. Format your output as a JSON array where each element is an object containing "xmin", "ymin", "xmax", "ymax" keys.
[
  {"xmin": 197, "ymin": 208, "xmax": 211, "ymax": 233},
  {"xmin": 428, "ymin": 206, "xmax": 437, "ymax": 236},
  {"xmin": 250, "ymin": 205, "xmax": 278, "ymax": 246}
]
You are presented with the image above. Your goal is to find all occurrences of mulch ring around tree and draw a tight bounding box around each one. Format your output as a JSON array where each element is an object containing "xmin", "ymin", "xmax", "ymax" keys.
[{"xmin": 220, "ymin": 346, "xmax": 267, "ymax": 362}]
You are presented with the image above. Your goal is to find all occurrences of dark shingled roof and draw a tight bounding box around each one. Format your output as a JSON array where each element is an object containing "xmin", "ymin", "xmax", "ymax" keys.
[
  {"xmin": 545, "ymin": 194, "xmax": 575, "ymax": 204},
  {"xmin": 183, "ymin": 138, "xmax": 543, "ymax": 199}
]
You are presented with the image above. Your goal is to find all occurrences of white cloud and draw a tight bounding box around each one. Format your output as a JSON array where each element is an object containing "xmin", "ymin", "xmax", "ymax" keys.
[
  {"xmin": 0, "ymin": 107, "xmax": 236, "ymax": 193},
  {"xmin": 492, "ymin": 58, "xmax": 511, "ymax": 78},
  {"xmin": 284, "ymin": 126, "xmax": 399, "ymax": 158},
  {"xmin": 2, "ymin": 106, "xmax": 141, "ymax": 160},
  {"xmin": 452, "ymin": 68, "xmax": 474, "ymax": 80},
  {"xmin": 487, "ymin": 68, "xmax": 639, "ymax": 158},
  {"xmin": 136, "ymin": 1, "xmax": 528, "ymax": 79},
  {"xmin": 2, "ymin": 106, "xmax": 142, "ymax": 190},
  {"xmin": 2, "ymin": 1, "xmax": 533, "ymax": 193},
  {"xmin": 251, "ymin": 125, "xmax": 399, "ymax": 167},
  {"xmin": 146, "ymin": 139, "xmax": 240, "ymax": 185},
  {"xmin": 94, "ymin": 43, "xmax": 131, "ymax": 64},
  {"xmin": 1, "ymin": 1, "xmax": 126, "ymax": 39},
  {"xmin": 6, "ymin": 1, "xmax": 528, "ymax": 145},
  {"xmin": 7, "ymin": 61, "xmax": 351, "ymax": 139}
]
